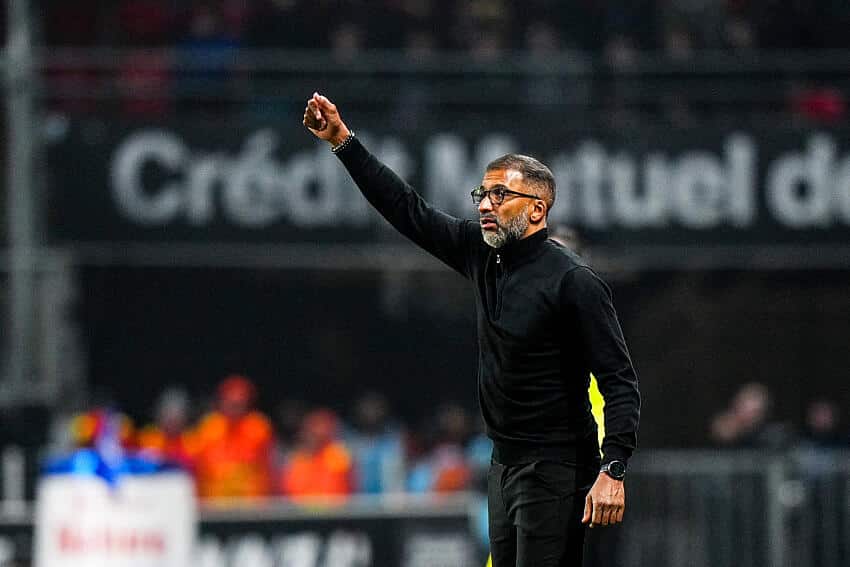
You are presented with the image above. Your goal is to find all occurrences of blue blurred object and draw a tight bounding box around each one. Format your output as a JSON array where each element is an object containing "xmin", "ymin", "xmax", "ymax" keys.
[
  {"xmin": 43, "ymin": 409, "xmax": 179, "ymax": 486},
  {"xmin": 42, "ymin": 448, "xmax": 178, "ymax": 485},
  {"xmin": 348, "ymin": 430, "xmax": 405, "ymax": 494}
]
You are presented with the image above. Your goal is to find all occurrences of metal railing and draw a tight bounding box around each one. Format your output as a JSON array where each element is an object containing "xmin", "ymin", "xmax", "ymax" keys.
[
  {"xmin": 1, "ymin": 448, "xmax": 849, "ymax": 566},
  {"xmin": 35, "ymin": 48, "xmax": 850, "ymax": 120},
  {"xmin": 607, "ymin": 449, "xmax": 850, "ymax": 567}
]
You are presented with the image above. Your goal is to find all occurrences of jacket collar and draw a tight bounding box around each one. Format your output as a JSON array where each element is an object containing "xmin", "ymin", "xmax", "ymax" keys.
[{"xmin": 495, "ymin": 228, "xmax": 549, "ymax": 266}]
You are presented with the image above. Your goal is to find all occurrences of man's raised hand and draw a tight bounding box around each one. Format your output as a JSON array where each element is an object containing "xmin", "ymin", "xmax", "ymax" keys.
[{"xmin": 303, "ymin": 92, "xmax": 351, "ymax": 147}]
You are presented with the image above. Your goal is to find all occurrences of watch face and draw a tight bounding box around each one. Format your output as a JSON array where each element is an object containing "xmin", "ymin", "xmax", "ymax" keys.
[{"xmin": 608, "ymin": 461, "xmax": 626, "ymax": 479}]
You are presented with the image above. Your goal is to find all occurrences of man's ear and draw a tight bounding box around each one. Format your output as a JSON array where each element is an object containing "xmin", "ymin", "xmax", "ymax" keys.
[{"xmin": 530, "ymin": 201, "xmax": 547, "ymax": 223}]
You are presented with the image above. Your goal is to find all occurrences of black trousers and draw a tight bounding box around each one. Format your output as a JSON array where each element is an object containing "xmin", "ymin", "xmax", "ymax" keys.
[{"xmin": 488, "ymin": 459, "xmax": 598, "ymax": 567}]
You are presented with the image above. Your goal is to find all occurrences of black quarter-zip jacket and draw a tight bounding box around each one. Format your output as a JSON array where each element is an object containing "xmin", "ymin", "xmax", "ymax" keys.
[{"xmin": 337, "ymin": 137, "xmax": 640, "ymax": 467}]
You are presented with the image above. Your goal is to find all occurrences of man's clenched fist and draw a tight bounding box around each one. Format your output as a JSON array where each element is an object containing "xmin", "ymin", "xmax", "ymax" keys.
[{"xmin": 303, "ymin": 92, "xmax": 351, "ymax": 147}]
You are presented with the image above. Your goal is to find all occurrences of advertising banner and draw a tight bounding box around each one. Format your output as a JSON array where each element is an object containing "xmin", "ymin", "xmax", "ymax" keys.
[
  {"xmin": 48, "ymin": 119, "xmax": 850, "ymax": 251},
  {"xmin": 1, "ymin": 497, "xmax": 480, "ymax": 567},
  {"xmin": 33, "ymin": 473, "xmax": 196, "ymax": 567}
]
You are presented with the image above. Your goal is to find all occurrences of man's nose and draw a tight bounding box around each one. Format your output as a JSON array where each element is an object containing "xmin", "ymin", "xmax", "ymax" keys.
[{"xmin": 478, "ymin": 195, "xmax": 493, "ymax": 214}]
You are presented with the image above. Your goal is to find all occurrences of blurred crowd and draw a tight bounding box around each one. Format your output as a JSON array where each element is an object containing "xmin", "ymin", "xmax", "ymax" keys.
[
  {"xmin": 42, "ymin": 0, "xmax": 850, "ymax": 52},
  {"xmin": 709, "ymin": 381, "xmax": 850, "ymax": 450},
  {"xmin": 56, "ymin": 373, "xmax": 850, "ymax": 502},
  {"xmin": 61, "ymin": 374, "xmax": 492, "ymax": 501},
  {"xmin": 36, "ymin": 1, "xmax": 850, "ymax": 125}
]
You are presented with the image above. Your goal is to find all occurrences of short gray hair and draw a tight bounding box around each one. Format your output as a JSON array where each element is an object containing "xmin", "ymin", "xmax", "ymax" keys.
[{"xmin": 486, "ymin": 154, "xmax": 555, "ymax": 212}]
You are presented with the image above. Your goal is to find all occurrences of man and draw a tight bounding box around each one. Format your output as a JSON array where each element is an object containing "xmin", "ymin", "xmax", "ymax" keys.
[{"xmin": 303, "ymin": 93, "xmax": 640, "ymax": 566}]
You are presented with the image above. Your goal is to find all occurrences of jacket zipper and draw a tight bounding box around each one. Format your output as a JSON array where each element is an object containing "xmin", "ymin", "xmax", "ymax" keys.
[{"xmin": 495, "ymin": 253, "xmax": 508, "ymax": 319}]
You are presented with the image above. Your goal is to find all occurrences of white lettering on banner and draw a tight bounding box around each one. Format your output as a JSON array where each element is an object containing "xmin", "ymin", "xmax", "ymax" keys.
[
  {"xmin": 766, "ymin": 135, "xmax": 834, "ymax": 228},
  {"xmin": 112, "ymin": 130, "xmax": 411, "ymax": 229},
  {"xmin": 275, "ymin": 533, "xmax": 321, "ymax": 567},
  {"xmin": 229, "ymin": 535, "xmax": 274, "ymax": 567},
  {"xmin": 197, "ymin": 536, "xmax": 227, "ymax": 567},
  {"xmin": 548, "ymin": 136, "xmax": 757, "ymax": 229},
  {"xmin": 402, "ymin": 533, "xmax": 475, "ymax": 567},
  {"xmin": 187, "ymin": 155, "xmax": 225, "ymax": 225},
  {"xmin": 727, "ymin": 134, "xmax": 757, "ymax": 227},
  {"xmin": 609, "ymin": 152, "xmax": 666, "ymax": 228},
  {"xmin": 195, "ymin": 532, "xmax": 371, "ymax": 567},
  {"xmin": 834, "ymin": 157, "xmax": 850, "ymax": 222},
  {"xmin": 572, "ymin": 143, "xmax": 608, "ymax": 228},
  {"xmin": 674, "ymin": 152, "xmax": 725, "ymax": 229},
  {"xmin": 57, "ymin": 525, "xmax": 165, "ymax": 554},
  {"xmin": 112, "ymin": 130, "xmax": 186, "ymax": 224},
  {"xmin": 323, "ymin": 531, "xmax": 373, "ymax": 566},
  {"xmin": 223, "ymin": 132, "xmax": 282, "ymax": 227},
  {"xmin": 109, "ymin": 130, "xmax": 850, "ymax": 231}
]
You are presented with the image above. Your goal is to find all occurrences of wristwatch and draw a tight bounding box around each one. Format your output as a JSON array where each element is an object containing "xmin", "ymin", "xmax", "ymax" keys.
[{"xmin": 600, "ymin": 460, "xmax": 627, "ymax": 480}]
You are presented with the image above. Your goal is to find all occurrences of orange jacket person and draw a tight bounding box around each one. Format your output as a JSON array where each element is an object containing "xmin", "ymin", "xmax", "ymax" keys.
[
  {"xmin": 280, "ymin": 409, "xmax": 353, "ymax": 500},
  {"xmin": 194, "ymin": 375, "xmax": 275, "ymax": 500}
]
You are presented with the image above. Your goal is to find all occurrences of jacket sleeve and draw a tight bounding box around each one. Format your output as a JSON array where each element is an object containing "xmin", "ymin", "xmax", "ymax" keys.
[
  {"xmin": 563, "ymin": 266, "xmax": 641, "ymax": 467},
  {"xmin": 335, "ymin": 136, "xmax": 475, "ymax": 278}
]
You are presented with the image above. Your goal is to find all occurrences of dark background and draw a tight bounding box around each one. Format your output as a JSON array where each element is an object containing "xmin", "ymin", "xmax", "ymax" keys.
[{"xmin": 80, "ymin": 265, "xmax": 850, "ymax": 447}]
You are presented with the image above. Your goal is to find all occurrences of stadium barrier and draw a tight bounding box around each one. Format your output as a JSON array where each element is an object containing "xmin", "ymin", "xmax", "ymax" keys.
[{"xmin": 2, "ymin": 449, "xmax": 849, "ymax": 567}]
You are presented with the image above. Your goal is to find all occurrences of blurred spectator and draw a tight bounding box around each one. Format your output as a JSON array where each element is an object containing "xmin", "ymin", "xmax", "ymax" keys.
[
  {"xmin": 469, "ymin": 28, "xmax": 508, "ymax": 61},
  {"xmin": 802, "ymin": 399, "xmax": 846, "ymax": 448},
  {"xmin": 709, "ymin": 382, "xmax": 791, "ymax": 448},
  {"xmin": 603, "ymin": 35, "xmax": 637, "ymax": 73},
  {"xmin": 664, "ymin": 24, "xmax": 695, "ymax": 63},
  {"xmin": 280, "ymin": 408, "xmax": 354, "ymax": 500},
  {"xmin": 465, "ymin": 417, "xmax": 493, "ymax": 487},
  {"xmin": 526, "ymin": 20, "xmax": 562, "ymax": 54},
  {"xmin": 407, "ymin": 403, "xmax": 472, "ymax": 493},
  {"xmin": 176, "ymin": 2, "xmax": 240, "ymax": 114},
  {"xmin": 71, "ymin": 408, "xmax": 135, "ymax": 451},
  {"xmin": 330, "ymin": 22, "xmax": 366, "ymax": 62},
  {"xmin": 449, "ymin": 0, "xmax": 512, "ymax": 53},
  {"xmin": 709, "ymin": 410, "xmax": 740, "ymax": 445},
  {"xmin": 33, "ymin": 0, "xmax": 850, "ymax": 54},
  {"xmin": 723, "ymin": 15, "xmax": 757, "ymax": 52},
  {"xmin": 137, "ymin": 387, "xmax": 198, "ymax": 470},
  {"xmin": 194, "ymin": 374, "xmax": 275, "ymax": 499},
  {"xmin": 274, "ymin": 398, "xmax": 309, "ymax": 454},
  {"xmin": 346, "ymin": 392, "xmax": 406, "ymax": 494},
  {"xmin": 391, "ymin": 0, "xmax": 445, "ymax": 47}
]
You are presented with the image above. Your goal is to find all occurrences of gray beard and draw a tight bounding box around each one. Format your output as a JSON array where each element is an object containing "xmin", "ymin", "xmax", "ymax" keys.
[{"xmin": 482, "ymin": 209, "xmax": 530, "ymax": 248}]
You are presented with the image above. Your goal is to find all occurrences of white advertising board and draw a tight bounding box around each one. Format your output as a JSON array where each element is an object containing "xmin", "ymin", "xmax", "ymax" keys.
[{"xmin": 34, "ymin": 473, "xmax": 196, "ymax": 567}]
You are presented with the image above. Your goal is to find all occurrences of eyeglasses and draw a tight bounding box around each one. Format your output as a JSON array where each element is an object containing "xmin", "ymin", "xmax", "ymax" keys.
[{"xmin": 470, "ymin": 185, "xmax": 540, "ymax": 205}]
